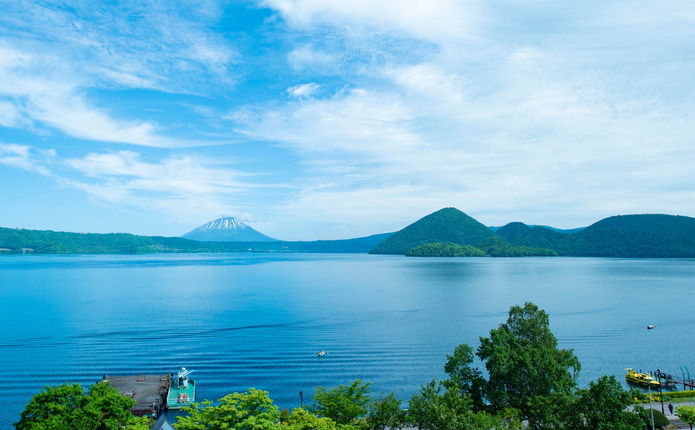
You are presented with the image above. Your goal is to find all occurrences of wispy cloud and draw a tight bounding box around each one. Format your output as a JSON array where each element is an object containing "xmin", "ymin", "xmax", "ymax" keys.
[
  {"xmin": 287, "ymin": 83, "xmax": 320, "ymax": 99},
  {"xmin": 0, "ymin": 1, "xmax": 239, "ymax": 147},
  {"xmin": 0, "ymin": 143, "xmax": 54, "ymax": 176},
  {"xmin": 234, "ymin": 0, "xmax": 695, "ymax": 233},
  {"xmin": 62, "ymin": 150, "xmax": 259, "ymax": 217},
  {"xmin": 1, "ymin": 142, "xmax": 272, "ymax": 226},
  {"xmin": 261, "ymin": 0, "xmax": 484, "ymax": 44}
]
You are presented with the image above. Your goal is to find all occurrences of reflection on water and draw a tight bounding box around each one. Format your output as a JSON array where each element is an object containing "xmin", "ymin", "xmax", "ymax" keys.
[{"xmin": 1, "ymin": 254, "xmax": 694, "ymax": 426}]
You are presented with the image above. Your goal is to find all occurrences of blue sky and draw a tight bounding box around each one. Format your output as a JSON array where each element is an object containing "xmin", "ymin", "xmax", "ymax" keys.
[{"xmin": 1, "ymin": 1, "xmax": 694, "ymax": 240}]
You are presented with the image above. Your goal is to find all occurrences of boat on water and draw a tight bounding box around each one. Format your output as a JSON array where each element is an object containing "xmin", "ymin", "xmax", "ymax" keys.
[
  {"xmin": 167, "ymin": 367, "xmax": 196, "ymax": 409},
  {"xmin": 625, "ymin": 368, "xmax": 660, "ymax": 388}
]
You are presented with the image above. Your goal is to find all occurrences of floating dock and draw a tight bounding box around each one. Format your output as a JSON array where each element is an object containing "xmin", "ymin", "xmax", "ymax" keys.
[
  {"xmin": 102, "ymin": 374, "xmax": 171, "ymax": 418},
  {"xmin": 167, "ymin": 367, "xmax": 196, "ymax": 409}
]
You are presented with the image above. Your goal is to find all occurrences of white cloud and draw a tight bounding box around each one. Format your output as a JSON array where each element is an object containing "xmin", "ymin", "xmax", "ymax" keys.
[
  {"xmin": 0, "ymin": 143, "xmax": 54, "ymax": 176},
  {"xmin": 0, "ymin": 45, "xmax": 223, "ymax": 148},
  {"xmin": 0, "ymin": 2, "xmax": 239, "ymax": 147},
  {"xmin": 234, "ymin": 87, "xmax": 422, "ymax": 159},
  {"xmin": 56, "ymin": 149, "xmax": 275, "ymax": 226},
  {"xmin": 232, "ymin": 31, "xmax": 695, "ymax": 234},
  {"xmin": 65, "ymin": 151, "xmax": 249, "ymax": 196},
  {"xmin": 0, "ymin": 140, "xmax": 275, "ymax": 231},
  {"xmin": 288, "ymin": 82, "xmax": 320, "ymax": 99},
  {"xmin": 261, "ymin": 0, "xmax": 483, "ymax": 44}
]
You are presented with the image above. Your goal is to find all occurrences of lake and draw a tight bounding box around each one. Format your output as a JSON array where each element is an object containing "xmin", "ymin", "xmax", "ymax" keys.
[{"xmin": 1, "ymin": 254, "xmax": 694, "ymax": 426}]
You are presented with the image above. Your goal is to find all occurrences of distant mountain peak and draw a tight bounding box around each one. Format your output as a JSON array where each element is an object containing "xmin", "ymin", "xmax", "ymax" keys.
[
  {"xmin": 182, "ymin": 217, "xmax": 277, "ymax": 242},
  {"xmin": 199, "ymin": 217, "xmax": 246, "ymax": 231}
]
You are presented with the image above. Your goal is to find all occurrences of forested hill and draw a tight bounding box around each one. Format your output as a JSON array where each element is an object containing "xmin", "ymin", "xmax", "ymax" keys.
[
  {"xmin": 0, "ymin": 228, "xmax": 210, "ymax": 254},
  {"xmin": 0, "ymin": 227, "xmax": 390, "ymax": 255},
  {"xmin": 568, "ymin": 214, "xmax": 695, "ymax": 257},
  {"xmin": 369, "ymin": 208, "xmax": 496, "ymax": 254},
  {"xmin": 494, "ymin": 214, "xmax": 695, "ymax": 257},
  {"xmin": 370, "ymin": 210, "xmax": 695, "ymax": 258}
]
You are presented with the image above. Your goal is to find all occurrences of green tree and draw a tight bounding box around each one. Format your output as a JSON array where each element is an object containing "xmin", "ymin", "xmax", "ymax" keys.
[
  {"xmin": 283, "ymin": 408, "xmax": 341, "ymax": 430},
  {"xmin": 175, "ymin": 388, "xmax": 281, "ymax": 430},
  {"xmin": 527, "ymin": 390, "xmax": 581, "ymax": 429},
  {"xmin": 405, "ymin": 242, "xmax": 486, "ymax": 257},
  {"xmin": 577, "ymin": 376, "xmax": 644, "ymax": 430},
  {"xmin": 309, "ymin": 380, "xmax": 372, "ymax": 425},
  {"xmin": 366, "ymin": 392, "xmax": 404, "ymax": 430},
  {"xmin": 15, "ymin": 383, "xmax": 85, "ymax": 429},
  {"xmin": 528, "ymin": 376, "xmax": 646, "ymax": 430},
  {"xmin": 477, "ymin": 302, "xmax": 580, "ymax": 418},
  {"xmin": 15, "ymin": 382, "xmax": 149, "ymax": 430},
  {"xmin": 443, "ymin": 343, "xmax": 486, "ymax": 411},
  {"xmin": 406, "ymin": 379, "xmax": 477, "ymax": 430},
  {"xmin": 677, "ymin": 405, "xmax": 695, "ymax": 430}
]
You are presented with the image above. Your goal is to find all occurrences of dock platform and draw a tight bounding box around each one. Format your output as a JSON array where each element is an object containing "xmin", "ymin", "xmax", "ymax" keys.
[{"xmin": 102, "ymin": 374, "xmax": 171, "ymax": 417}]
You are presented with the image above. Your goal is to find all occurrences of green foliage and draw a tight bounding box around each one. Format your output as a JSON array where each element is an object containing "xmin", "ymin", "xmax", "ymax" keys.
[
  {"xmin": 406, "ymin": 380, "xmax": 520, "ymax": 430},
  {"xmin": 577, "ymin": 376, "xmax": 645, "ymax": 430},
  {"xmin": 477, "ymin": 302, "xmax": 580, "ymax": 418},
  {"xmin": 677, "ymin": 404, "xmax": 695, "ymax": 430},
  {"xmin": 14, "ymin": 382, "xmax": 146, "ymax": 430},
  {"xmin": 175, "ymin": 388, "xmax": 281, "ymax": 430},
  {"xmin": 405, "ymin": 242, "xmax": 485, "ymax": 257},
  {"xmin": 528, "ymin": 390, "xmax": 580, "ymax": 429},
  {"xmin": 309, "ymin": 380, "xmax": 372, "ymax": 425},
  {"xmin": 406, "ymin": 379, "xmax": 476, "ymax": 430},
  {"xmin": 366, "ymin": 392, "xmax": 404, "ymax": 430},
  {"xmin": 645, "ymin": 408, "xmax": 670, "ymax": 429},
  {"xmin": 443, "ymin": 344, "xmax": 486, "ymax": 411},
  {"xmin": 370, "ymin": 208, "xmax": 495, "ymax": 255},
  {"xmin": 283, "ymin": 408, "xmax": 341, "ymax": 430},
  {"xmin": 529, "ymin": 376, "xmax": 645, "ymax": 429},
  {"xmin": 474, "ymin": 236, "xmax": 557, "ymax": 257},
  {"xmin": 657, "ymin": 390, "xmax": 695, "ymax": 400}
]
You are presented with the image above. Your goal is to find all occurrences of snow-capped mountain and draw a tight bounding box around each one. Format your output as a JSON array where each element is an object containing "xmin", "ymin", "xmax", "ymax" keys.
[{"xmin": 182, "ymin": 217, "xmax": 278, "ymax": 242}]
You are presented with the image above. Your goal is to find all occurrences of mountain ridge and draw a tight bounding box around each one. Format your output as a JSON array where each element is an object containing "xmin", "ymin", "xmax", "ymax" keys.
[
  {"xmin": 3, "ymin": 209, "xmax": 695, "ymax": 257},
  {"xmin": 372, "ymin": 210, "xmax": 695, "ymax": 258}
]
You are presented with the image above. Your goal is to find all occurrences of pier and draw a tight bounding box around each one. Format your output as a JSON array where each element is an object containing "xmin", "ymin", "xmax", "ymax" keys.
[
  {"xmin": 653, "ymin": 368, "xmax": 695, "ymax": 390},
  {"xmin": 102, "ymin": 374, "xmax": 171, "ymax": 418}
]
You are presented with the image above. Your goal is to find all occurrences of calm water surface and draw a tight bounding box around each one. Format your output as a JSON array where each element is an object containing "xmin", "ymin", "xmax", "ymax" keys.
[{"xmin": 1, "ymin": 254, "xmax": 694, "ymax": 426}]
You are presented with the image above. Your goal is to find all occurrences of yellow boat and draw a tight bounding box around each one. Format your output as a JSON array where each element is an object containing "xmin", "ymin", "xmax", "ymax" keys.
[{"xmin": 625, "ymin": 368, "xmax": 660, "ymax": 388}]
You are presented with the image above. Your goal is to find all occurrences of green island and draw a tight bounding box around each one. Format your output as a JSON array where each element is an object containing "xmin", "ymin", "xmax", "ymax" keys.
[
  {"xmin": 15, "ymin": 303, "xmax": 688, "ymax": 430},
  {"xmin": 406, "ymin": 242, "xmax": 486, "ymax": 257},
  {"xmin": 405, "ymin": 238, "xmax": 557, "ymax": 257}
]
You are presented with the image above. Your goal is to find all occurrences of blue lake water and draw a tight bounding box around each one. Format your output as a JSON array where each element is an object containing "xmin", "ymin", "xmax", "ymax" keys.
[{"xmin": 1, "ymin": 254, "xmax": 694, "ymax": 426}]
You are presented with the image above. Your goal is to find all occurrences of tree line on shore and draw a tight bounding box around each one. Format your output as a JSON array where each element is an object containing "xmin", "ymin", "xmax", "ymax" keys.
[{"xmin": 16, "ymin": 302, "xmax": 695, "ymax": 429}]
